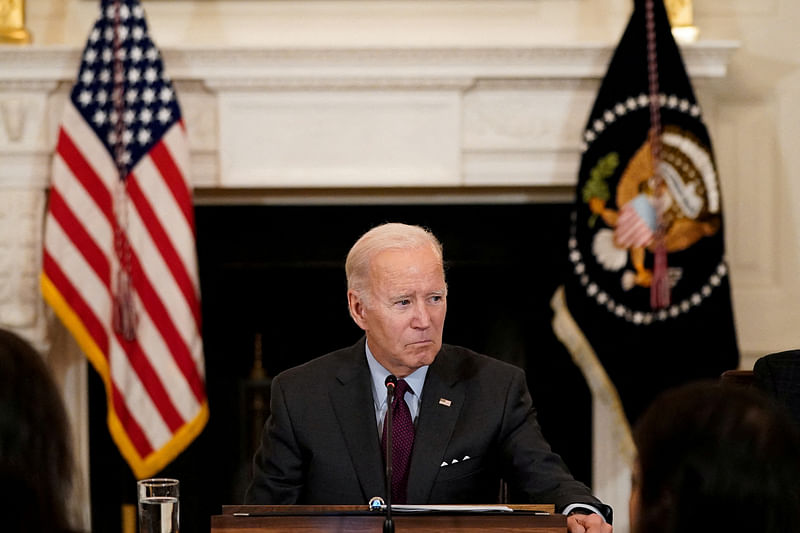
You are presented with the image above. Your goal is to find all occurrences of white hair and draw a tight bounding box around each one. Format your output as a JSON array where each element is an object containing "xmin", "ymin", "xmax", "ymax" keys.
[{"xmin": 345, "ymin": 223, "xmax": 444, "ymax": 305}]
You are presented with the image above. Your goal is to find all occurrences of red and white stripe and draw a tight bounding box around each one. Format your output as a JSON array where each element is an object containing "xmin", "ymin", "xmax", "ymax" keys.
[{"xmin": 615, "ymin": 201, "xmax": 655, "ymax": 249}]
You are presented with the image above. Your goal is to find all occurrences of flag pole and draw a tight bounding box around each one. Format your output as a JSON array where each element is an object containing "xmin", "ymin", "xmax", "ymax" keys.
[
  {"xmin": 110, "ymin": 0, "xmax": 138, "ymax": 341},
  {"xmin": 646, "ymin": 0, "xmax": 671, "ymax": 310}
]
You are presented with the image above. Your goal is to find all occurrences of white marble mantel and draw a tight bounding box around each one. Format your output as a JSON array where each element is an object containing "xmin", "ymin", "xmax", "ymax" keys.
[
  {"xmin": 0, "ymin": 42, "xmax": 736, "ymax": 531},
  {"xmin": 0, "ymin": 42, "xmax": 738, "ymax": 82},
  {"xmin": 1, "ymin": 42, "xmax": 737, "ymax": 194}
]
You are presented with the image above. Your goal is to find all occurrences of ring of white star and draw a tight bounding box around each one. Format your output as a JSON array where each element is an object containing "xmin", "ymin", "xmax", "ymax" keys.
[
  {"xmin": 570, "ymin": 95, "xmax": 723, "ymax": 323},
  {"xmin": 568, "ymin": 230, "xmax": 730, "ymax": 325},
  {"xmin": 579, "ymin": 92, "xmax": 701, "ymax": 152}
]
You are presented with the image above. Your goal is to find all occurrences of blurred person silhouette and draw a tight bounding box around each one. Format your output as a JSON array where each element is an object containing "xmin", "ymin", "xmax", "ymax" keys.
[
  {"xmin": 630, "ymin": 381, "xmax": 800, "ymax": 533},
  {"xmin": 0, "ymin": 328, "xmax": 80, "ymax": 533},
  {"xmin": 753, "ymin": 349, "xmax": 800, "ymax": 428}
]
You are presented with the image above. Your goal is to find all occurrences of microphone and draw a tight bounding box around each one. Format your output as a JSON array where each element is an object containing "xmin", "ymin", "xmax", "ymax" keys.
[
  {"xmin": 385, "ymin": 374, "xmax": 397, "ymax": 394},
  {"xmin": 383, "ymin": 374, "xmax": 397, "ymax": 533}
]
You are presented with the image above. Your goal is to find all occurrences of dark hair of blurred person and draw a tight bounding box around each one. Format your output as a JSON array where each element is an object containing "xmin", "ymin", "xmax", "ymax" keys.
[
  {"xmin": 630, "ymin": 381, "xmax": 800, "ymax": 533},
  {"xmin": 0, "ymin": 328, "xmax": 79, "ymax": 533}
]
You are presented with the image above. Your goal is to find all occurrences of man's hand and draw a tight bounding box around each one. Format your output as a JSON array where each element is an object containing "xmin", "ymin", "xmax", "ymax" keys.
[{"xmin": 566, "ymin": 512, "xmax": 613, "ymax": 533}]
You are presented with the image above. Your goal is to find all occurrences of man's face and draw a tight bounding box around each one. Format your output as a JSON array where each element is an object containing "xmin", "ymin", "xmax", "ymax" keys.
[{"xmin": 348, "ymin": 245, "xmax": 447, "ymax": 377}]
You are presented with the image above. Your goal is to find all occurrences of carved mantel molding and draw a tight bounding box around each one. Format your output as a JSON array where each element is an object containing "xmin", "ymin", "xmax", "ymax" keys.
[
  {"xmin": 0, "ymin": 42, "xmax": 737, "ymax": 193},
  {"xmin": 0, "ymin": 43, "xmax": 738, "ymax": 83}
]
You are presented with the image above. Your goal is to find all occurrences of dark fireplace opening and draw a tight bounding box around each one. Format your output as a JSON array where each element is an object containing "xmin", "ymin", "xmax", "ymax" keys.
[{"xmin": 89, "ymin": 202, "xmax": 591, "ymax": 532}]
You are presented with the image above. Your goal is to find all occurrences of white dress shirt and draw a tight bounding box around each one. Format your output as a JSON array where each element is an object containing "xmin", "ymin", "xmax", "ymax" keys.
[{"xmin": 365, "ymin": 341, "xmax": 428, "ymax": 437}]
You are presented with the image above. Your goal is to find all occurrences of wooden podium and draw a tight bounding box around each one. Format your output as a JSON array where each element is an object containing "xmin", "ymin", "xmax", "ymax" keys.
[{"xmin": 211, "ymin": 504, "xmax": 566, "ymax": 533}]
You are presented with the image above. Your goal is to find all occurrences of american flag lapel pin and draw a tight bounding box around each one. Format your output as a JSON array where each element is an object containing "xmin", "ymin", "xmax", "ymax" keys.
[{"xmin": 438, "ymin": 398, "xmax": 452, "ymax": 407}]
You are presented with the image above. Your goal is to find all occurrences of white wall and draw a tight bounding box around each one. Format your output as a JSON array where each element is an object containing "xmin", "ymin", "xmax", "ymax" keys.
[
  {"xmin": 694, "ymin": 0, "xmax": 800, "ymax": 366},
  {"xmin": 27, "ymin": 0, "xmax": 631, "ymax": 47}
]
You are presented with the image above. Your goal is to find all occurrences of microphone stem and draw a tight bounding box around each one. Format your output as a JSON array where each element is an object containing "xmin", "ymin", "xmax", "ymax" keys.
[{"xmin": 384, "ymin": 384, "xmax": 395, "ymax": 533}]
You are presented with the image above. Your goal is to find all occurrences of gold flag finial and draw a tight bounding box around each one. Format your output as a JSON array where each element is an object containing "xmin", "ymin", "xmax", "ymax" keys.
[
  {"xmin": 0, "ymin": 0, "xmax": 32, "ymax": 44},
  {"xmin": 664, "ymin": 0, "xmax": 699, "ymax": 43}
]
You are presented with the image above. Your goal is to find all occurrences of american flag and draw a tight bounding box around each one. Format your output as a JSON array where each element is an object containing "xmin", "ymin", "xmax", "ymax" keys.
[{"xmin": 40, "ymin": 0, "xmax": 207, "ymax": 479}]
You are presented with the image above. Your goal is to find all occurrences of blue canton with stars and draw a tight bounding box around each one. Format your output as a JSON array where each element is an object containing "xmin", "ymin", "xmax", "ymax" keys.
[{"xmin": 71, "ymin": 0, "xmax": 182, "ymax": 178}]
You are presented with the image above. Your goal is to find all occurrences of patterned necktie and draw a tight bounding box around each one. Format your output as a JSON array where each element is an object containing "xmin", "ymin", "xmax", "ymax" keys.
[{"xmin": 381, "ymin": 378, "xmax": 415, "ymax": 504}]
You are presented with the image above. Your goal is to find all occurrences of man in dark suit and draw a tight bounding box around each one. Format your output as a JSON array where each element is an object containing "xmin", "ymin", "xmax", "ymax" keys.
[{"xmin": 246, "ymin": 223, "xmax": 612, "ymax": 533}]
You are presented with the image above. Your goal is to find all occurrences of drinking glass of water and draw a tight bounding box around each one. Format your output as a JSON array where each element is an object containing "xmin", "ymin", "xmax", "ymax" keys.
[{"xmin": 138, "ymin": 478, "xmax": 179, "ymax": 533}]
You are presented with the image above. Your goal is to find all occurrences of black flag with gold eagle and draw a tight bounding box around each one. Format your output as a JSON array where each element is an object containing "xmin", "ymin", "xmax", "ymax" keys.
[{"xmin": 552, "ymin": 0, "xmax": 739, "ymax": 426}]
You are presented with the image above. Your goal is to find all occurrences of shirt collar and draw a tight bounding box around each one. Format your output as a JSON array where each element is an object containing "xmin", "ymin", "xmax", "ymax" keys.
[{"xmin": 365, "ymin": 340, "xmax": 429, "ymax": 407}]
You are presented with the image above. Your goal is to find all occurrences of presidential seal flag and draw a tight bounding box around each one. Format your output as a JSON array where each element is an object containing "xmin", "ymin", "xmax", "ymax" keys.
[
  {"xmin": 40, "ymin": 0, "xmax": 208, "ymax": 479},
  {"xmin": 552, "ymin": 0, "xmax": 739, "ymax": 429}
]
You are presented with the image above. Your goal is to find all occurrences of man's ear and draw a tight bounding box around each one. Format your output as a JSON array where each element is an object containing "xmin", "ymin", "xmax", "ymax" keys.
[{"xmin": 347, "ymin": 290, "xmax": 368, "ymax": 331}]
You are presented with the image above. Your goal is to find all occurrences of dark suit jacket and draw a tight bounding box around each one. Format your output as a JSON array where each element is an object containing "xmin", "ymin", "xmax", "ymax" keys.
[
  {"xmin": 245, "ymin": 339, "xmax": 611, "ymax": 520},
  {"xmin": 754, "ymin": 350, "xmax": 800, "ymax": 428}
]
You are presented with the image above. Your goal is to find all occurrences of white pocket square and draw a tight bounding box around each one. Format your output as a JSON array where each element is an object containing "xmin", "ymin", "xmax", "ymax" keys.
[{"xmin": 440, "ymin": 455, "xmax": 472, "ymax": 467}]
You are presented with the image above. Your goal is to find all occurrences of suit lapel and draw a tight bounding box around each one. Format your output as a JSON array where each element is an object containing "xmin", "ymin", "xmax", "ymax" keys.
[
  {"xmin": 329, "ymin": 341, "xmax": 385, "ymax": 502},
  {"xmin": 406, "ymin": 346, "xmax": 465, "ymax": 503}
]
